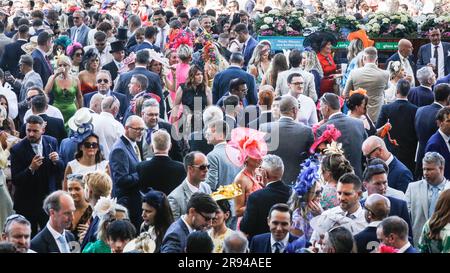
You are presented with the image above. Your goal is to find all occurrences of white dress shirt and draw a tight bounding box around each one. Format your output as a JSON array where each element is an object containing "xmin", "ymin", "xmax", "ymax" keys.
[
  {"xmin": 431, "ymin": 42, "xmax": 445, "ymax": 79},
  {"xmin": 155, "ymin": 24, "xmax": 170, "ymax": 50},
  {"xmin": 93, "ymin": 111, "xmax": 125, "ymax": 159},
  {"xmin": 397, "ymin": 242, "xmax": 412, "ymax": 253},
  {"xmin": 46, "ymin": 222, "xmax": 70, "ymax": 253},
  {"xmin": 438, "ymin": 129, "xmax": 450, "ymax": 153},
  {"xmin": 297, "ymin": 94, "xmax": 318, "ymax": 126},
  {"xmin": 186, "ymin": 178, "xmax": 200, "ymax": 193},
  {"xmin": 398, "ymin": 52, "xmax": 415, "ymax": 87}
]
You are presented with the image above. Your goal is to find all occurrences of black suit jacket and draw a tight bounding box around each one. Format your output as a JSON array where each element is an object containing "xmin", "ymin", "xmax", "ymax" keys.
[
  {"xmin": 31, "ymin": 227, "xmax": 77, "ymax": 253},
  {"xmin": 158, "ymin": 121, "xmax": 184, "ymax": 162},
  {"xmin": 354, "ymin": 226, "xmax": 379, "ymax": 253},
  {"xmin": 0, "ymin": 39, "xmax": 27, "ymax": 78},
  {"xmin": 240, "ymin": 181, "xmax": 292, "ymax": 239},
  {"xmin": 19, "ymin": 114, "xmax": 67, "ymax": 144},
  {"xmin": 102, "ymin": 61, "xmax": 119, "ymax": 83},
  {"xmin": 376, "ymin": 100, "xmax": 418, "ymax": 173},
  {"xmin": 137, "ymin": 155, "xmax": 186, "ymax": 195},
  {"xmin": 10, "ymin": 135, "xmax": 64, "ymax": 214}
]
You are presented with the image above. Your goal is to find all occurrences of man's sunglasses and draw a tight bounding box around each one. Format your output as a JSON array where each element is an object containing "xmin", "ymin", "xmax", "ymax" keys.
[{"xmin": 192, "ymin": 164, "xmax": 210, "ymax": 171}]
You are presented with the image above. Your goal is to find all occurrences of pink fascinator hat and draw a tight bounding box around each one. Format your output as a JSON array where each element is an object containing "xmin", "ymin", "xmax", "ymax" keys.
[
  {"xmin": 309, "ymin": 124, "xmax": 341, "ymax": 154},
  {"xmin": 226, "ymin": 128, "xmax": 268, "ymax": 167}
]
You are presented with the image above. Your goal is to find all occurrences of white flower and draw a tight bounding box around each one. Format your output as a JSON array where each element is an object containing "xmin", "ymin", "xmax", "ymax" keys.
[
  {"xmin": 287, "ymin": 27, "xmax": 294, "ymax": 32},
  {"xmin": 382, "ymin": 18, "xmax": 390, "ymax": 24},
  {"xmin": 94, "ymin": 196, "xmax": 117, "ymax": 218},
  {"xmin": 369, "ymin": 18, "xmax": 377, "ymax": 25},
  {"xmin": 260, "ymin": 24, "xmax": 270, "ymax": 30},
  {"xmin": 400, "ymin": 15, "xmax": 408, "ymax": 23},
  {"xmin": 268, "ymin": 9, "xmax": 280, "ymax": 15},
  {"xmin": 373, "ymin": 23, "xmax": 380, "ymax": 29},
  {"xmin": 396, "ymin": 24, "xmax": 406, "ymax": 30},
  {"xmin": 357, "ymin": 24, "xmax": 365, "ymax": 30},
  {"xmin": 264, "ymin": 17, "xmax": 273, "ymax": 24},
  {"xmin": 346, "ymin": 15, "xmax": 356, "ymax": 21},
  {"xmin": 448, "ymin": 50, "xmax": 450, "ymax": 57}
]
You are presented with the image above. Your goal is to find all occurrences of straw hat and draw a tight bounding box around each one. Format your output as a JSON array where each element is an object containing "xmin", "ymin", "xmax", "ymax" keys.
[{"xmin": 21, "ymin": 36, "xmax": 39, "ymax": 55}]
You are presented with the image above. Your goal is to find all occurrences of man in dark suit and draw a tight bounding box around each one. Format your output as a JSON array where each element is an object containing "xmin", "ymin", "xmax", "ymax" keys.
[
  {"xmin": 386, "ymin": 39, "xmax": 416, "ymax": 86},
  {"xmin": 19, "ymin": 95, "xmax": 66, "ymax": 144},
  {"xmin": 249, "ymin": 203, "xmax": 299, "ymax": 253},
  {"xmin": 223, "ymin": 95, "xmax": 239, "ymax": 136},
  {"xmin": 240, "ymin": 155, "xmax": 292, "ymax": 239},
  {"xmin": 216, "ymin": 78, "xmax": 251, "ymax": 107},
  {"xmin": 407, "ymin": 66, "xmax": 436, "ymax": 107},
  {"xmin": 31, "ymin": 32, "xmax": 53, "ymax": 87},
  {"xmin": 318, "ymin": 93, "xmax": 367, "ymax": 178},
  {"xmin": 212, "ymin": 52, "xmax": 257, "ymax": 105},
  {"xmin": 0, "ymin": 24, "xmax": 28, "ymax": 78},
  {"xmin": 416, "ymin": 28, "xmax": 450, "ymax": 80},
  {"xmin": 69, "ymin": 11, "xmax": 91, "ymax": 47},
  {"xmin": 11, "ymin": 115, "xmax": 64, "ymax": 236},
  {"xmin": 83, "ymin": 70, "xmax": 127, "ymax": 121},
  {"xmin": 139, "ymin": 100, "xmax": 183, "ymax": 162},
  {"xmin": 102, "ymin": 40, "xmax": 125, "ymax": 85},
  {"xmin": 377, "ymin": 79, "xmax": 418, "ymax": 173},
  {"xmin": 415, "ymin": 83, "xmax": 450, "ymax": 178},
  {"xmin": 132, "ymin": 26, "xmax": 161, "ymax": 53},
  {"xmin": 377, "ymin": 216, "xmax": 418, "ymax": 253},
  {"xmin": 260, "ymin": 96, "xmax": 314, "ymax": 185},
  {"xmin": 235, "ymin": 23, "xmax": 257, "ymax": 70},
  {"xmin": 362, "ymin": 136, "xmax": 413, "ymax": 193},
  {"xmin": 137, "ymin": 129, "xmax": 186, "ymax": 195},
  {"xmin": 361, "ymin": 159, "xmax": 413, "ymax": 239},
  {"xmin": 425, "ymin": 106, "xmax": 450, "ymax": 179},
  {"xmin": 355, "ymin": 194, "xmax": 390, "ymax": 253},
  {"xmin": 109, "ymin": 115, "xmax": 145, "ymax": 230},
  {"xmin": 30, "ymin": 191, "xmax": 78, "ymax": 253},
  {"xmin": 161, "ymin": 192, "xmax": 218, "ymax": 253},
  {"xmin": 436, "ymin": 73, "xmax": 450, "ymax": 85},
  {"xmin": 113, "ymin": 49, "xmax": 164, "ymax": 117},
  {"xmin": 125, "ymin": 15, "xmax": 141, "ymax": 51}
]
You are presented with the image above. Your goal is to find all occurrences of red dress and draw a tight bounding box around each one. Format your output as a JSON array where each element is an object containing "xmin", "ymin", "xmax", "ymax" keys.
[
  {"xmin": 80, "ymin": 82, "xmax": 98, "ymax": 95},
  {"xmin": 317, "ymin": 52, "xmax": 337, "ymax": 96}
]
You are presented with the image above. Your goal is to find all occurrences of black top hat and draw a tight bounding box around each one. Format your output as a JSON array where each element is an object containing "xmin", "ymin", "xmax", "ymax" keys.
[
  {"xmin": 116, "ymin": 27, "xmax": 128, "ymax": 41},
  {"xmin": 110, "ymin": 40, "xmax": 125, "ymax": 53},
  {"xmin": 303, "ymin": 31, "xmax": 337, "ymax": 53}
]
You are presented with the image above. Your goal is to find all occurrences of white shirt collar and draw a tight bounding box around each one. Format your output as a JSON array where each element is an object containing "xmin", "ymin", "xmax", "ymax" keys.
[
  {"xmin": 215, "ymin": 141, "xmax": 227, "ymax": 147},
  {"xmin": 438, "ymin": 129, "xmax": 450, "ymax": 142},
  {"xmin": 328, "ymin": 112, "xmax": 342, "ymax": 120},
  {"xmin": 396, "ymin": 97, "xmax": 408, "ymax": 101},
  {"xmin": 279, "ymin": 116, "xmax": 294, "ymax": 121},
  {"xmin": 434, "ymin": 102, "xmax": 445, "ymax": 108},
  {"xmin": 368, "ymin": 220, "xmax": 382, "ymax": 227},
  {"xmin": 124, "ymin": 135, "xmax": 136, "ymax": 146},
  {"xmin": 270, "ymin": 233, "xmax": 290, "ymax": 252},
  {"xmin": 186, "ymin": 178, "xmax": 200, "ymax": 193},
  {"xmin": 46, "ymin": 222, "xmax": 66, "ymax": 241},
  {"xmin": 181, "ymin": 215, "xmax": 194, "ymax": 234},
  {"xmin": 244, "ymin": 36, "xmax": 251, "ymax": 47},
  {"xmin": 420, "ymin": 85, "xmax": 433, "ymax": 91},
  {"xmin": 397, "ymin": 242, "xmax": 412, "ymax": 253},
  {"xmin": 386, "ymin": 153, "xmax": 394, "ymax": 165}
]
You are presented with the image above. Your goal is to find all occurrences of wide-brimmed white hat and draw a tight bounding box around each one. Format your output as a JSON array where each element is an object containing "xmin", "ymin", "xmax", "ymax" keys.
[
  {"xmin": 68, "ymin": 107, "xmax": 93, "ymax": 132},
  {"xmin": 123, "ymin": 232, "xmax": 156, "ymax": 253},
  {"xmin": 21, "ymin": 36, "xmax": 38, "ymax": 55},
  {"xmin": 146, "ymin": 49, "xmax": 170, "ymax": 68}
]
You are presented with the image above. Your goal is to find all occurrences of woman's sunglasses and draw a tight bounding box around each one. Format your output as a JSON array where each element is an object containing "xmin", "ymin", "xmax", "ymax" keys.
[{"xmin": 83, "ymin": 142, "xmax": 99, "ymax": 149}]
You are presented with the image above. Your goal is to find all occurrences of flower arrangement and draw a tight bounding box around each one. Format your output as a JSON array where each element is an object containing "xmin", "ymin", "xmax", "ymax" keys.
[
  {"xmin": 254, "ymin": 8, "xmax": 311, "ymax": 36},
  {"xmin": 294, "ymin": 156, "xmax": 320, "ymax": 197},
  {"xmin": 166, "ymin": 29, "xmax": 194, "ymax": 50},
  {"xmin": 365, "ymin": 12, "xmax": 417, "ymax": 38},
  {"xmin": 417, "ymin": 13, "xmax": 450, "ymax": 38},
  {"xmin": 202, "ymin": 41, "xmax": 219, "ymax": 66},
  {"xmin": 322, "ymin": 14, "xmax": 363, "ymax": 39}
]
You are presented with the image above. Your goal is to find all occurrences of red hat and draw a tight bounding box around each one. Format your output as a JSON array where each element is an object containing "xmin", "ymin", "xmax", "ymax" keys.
[
  {"xmin": 309, "ymin": 124, "xmax": 342, "ymax": 154},
  {"xmin": 226, "ymin": 128, "xmax": 268, "ymax": 167}
]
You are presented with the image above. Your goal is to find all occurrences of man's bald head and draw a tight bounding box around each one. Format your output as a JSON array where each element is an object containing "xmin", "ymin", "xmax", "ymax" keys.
[
  {"xmin": 398, "ymin": 39, "xmax": 413, "ymax": 58},
  {"xmin": 365, "ymin": 193, "xmax": 391, "ymax": 221},
  {"xmin": 362, "ymin": 136, "xmax": 388, "ymax": 159}
]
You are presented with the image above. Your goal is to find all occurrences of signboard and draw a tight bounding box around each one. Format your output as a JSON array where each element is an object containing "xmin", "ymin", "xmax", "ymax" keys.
[
  {"xmin": 375, "ymin": 42, "xmax": 398, "ymax": 50},
  {"xmin": 258, "ymin": 36, "xmax": 305, "ymax": 51},
  {"xmin": 334, "ymin": 41, "xmax": 350, "ymax": 49}
]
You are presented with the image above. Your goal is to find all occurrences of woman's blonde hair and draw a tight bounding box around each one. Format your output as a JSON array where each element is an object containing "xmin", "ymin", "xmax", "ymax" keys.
[{"xmin": 84, "ymin": 172, "xmax": 112, "ymax": 201}]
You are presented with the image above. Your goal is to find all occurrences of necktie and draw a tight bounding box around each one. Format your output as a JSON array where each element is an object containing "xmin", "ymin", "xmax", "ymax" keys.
[
  {"xmin": 32, "ymin": 144, "xmax": 40, "ymax": 156},
  {"xmin": 273, "ymin": 241, "xmax": 283, "ymax": 253},
  {"xmin": 45, "ymin": 55, "xmax": 53, "ymax": 72},
  {"xmin": 134, "ymin": 145, "xmax": 142, "ymax": 161},
  {"xmin": 74, "ymin": 27, "xmax": 80, "ymax": 43},
  {"xmin": 57, "ymin": 235, "xmax": 70, "ymax": 253},
  {"xmin": 146, "ymin": 128, "xmax": 154, "ymax": 145},
  {"xmin": 242, "ymin": 43, "xmax": 246, "ymax": 55},
  {"xmin": 160, "ymin": 28, "xmax": 165, "ymax": 50},
  {"xmin": 434, "ymin": 45, "xmax": 439, "ymax": 76},
  {"xmin": 428, "ymin": 186, "xmax": 440, "ymax": 218}
]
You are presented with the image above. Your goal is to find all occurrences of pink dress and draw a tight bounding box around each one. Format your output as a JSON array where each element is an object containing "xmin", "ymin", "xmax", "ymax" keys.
[
  {"xmin": 167, "ymin": 63, "xmax": 190, "ymax": 102},
  {"xmin": 237, "ymin": 170, "xmax": 263, "ymax": 230}
]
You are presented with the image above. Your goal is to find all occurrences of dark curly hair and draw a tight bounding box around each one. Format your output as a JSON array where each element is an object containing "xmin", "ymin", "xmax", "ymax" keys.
[
  {"xmin": 74, "ymin": 133, "xmax": 105, "ymax": 163},
  {"xmin": 346, "ymin": 93, "xmax": 368, "ymax": 111}
]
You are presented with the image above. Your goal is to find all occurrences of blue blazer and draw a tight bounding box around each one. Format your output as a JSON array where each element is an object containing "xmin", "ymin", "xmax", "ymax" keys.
[
  {"xmin": 132, "ymin": 41, "xmax": 161, "ymax": 53},
  {"xmin": 354, "ymin": 226, "xmax": 379, "ymax": 253},
  {"xmin": 160, "ymin": 218, "xmax": 190, "ymax": 253},
  {"xmin": 212, "ymin": 66, "xmax": 257, "ymax": 105},
  {"xmin": 31, "ymin": 49, "xmax": 53, "ymax": 87},
  {"xmin": 415, "ymin": 103, "xmax": 442, "ymax": 172},
  {"xmin": 113, "ymin": 67, "xmax": 165, "ymax": 117},
  {"xmin": 249, "ymin": 233, "xmax": 299, "ymax": 253},
  {"xmin": 83, "ymin": 91, "xmax": 127, "ymax": 122},
  {"xmin": 109, "ymin": 135, "xmax": 142, "ymax": 228},
  {"xmin": 416, "ymin": 42, "xmax": 450, "ymax": 76},
  {"xmin": 69, "ymin": 25, "xmax": 91, "ymax": 47},
  {"xmin": 425, "ymin": 131, "xmax": 450, "ymax": 179},
  {"xmin": 240, "ymin": 181, "xmax": 292, "ymax": 239},
  {"xmin": 11, "ymin": 135, "xmax": 64, "ymax": 214},
  {"xmin": 388, "ymin": 156, "xmax": 414, "ymax": 193},
  {"xmin": 361, "ymin": 196, "xmax": 413, "ymax": 240},
  {"xmin": 0, "ymin": 39, "xmax": 27, "ymax": 78},
  {"xmin": 243, "ymin": 37, "xmax": 258, "ymax": 69},
  {"xmin": 30, "ymin": 227, "xmax": 77, "ymax": 253},
  {"xmin": 407, "ymin": 86, "xmax": 434, "ymax": 108},
  {"xmin": 80, "ymin": 216, "xmax": 99, "ymax": 251},
  {"xmin": 436, "ymin": 74, "xmax": 450, "ymax": 85}
]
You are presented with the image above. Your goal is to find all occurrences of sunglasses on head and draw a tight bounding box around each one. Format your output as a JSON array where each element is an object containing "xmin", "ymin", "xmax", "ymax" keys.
[
  {"xmin": 192, "ymin": 164, "xmax": 210, "ymax": 171},
  {"xmin": 83, "ymin": 142, "xmax": 99, "ymax": 149}
]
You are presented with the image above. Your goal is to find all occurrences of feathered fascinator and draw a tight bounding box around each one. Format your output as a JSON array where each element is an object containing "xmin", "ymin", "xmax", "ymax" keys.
[
  {"xmin": 211, "ymin": 183, "xmax": 243, "ymax": 201},
  {"xmin": 225, "ymin": 128, "xmax": 268, "ymax": 167},
  {"xmin": 167, "ymin": 29, "xmax": 194, "ymax": 50},
  {"xmin": 94, "ymin": 196, "xmax": 117, "ymax": 219},
  {"xmin": 53, "ymin": 35, "xmax": 72, "ymax": 48},
  {"xmin": 202, "ymin": 41, "xmax": 219, "ymax": 66},
  {"xmin": 323, "ymin": 141, "xmax": 344, "ymax": 155},
  {"xmin": 119, "ymin": 52, "xmax": 136, "ymax": 73},
  {"xmin": 379, "ymin": 121, "xmax": 399, "ymax": 146},
  {"xmin": 309, "ymin": 124, "xmax": 342, "ymax": 154},
  {"xmin": 294, "ymin": 156, "xmax": 320, "ymax": 197},
  {"xmin": 349, "ymin": 88, "xmax": 367, "ymax": 97},
  {"xmin": 66, "ymin": 42, "xmax": 83, "ymax": 57}
]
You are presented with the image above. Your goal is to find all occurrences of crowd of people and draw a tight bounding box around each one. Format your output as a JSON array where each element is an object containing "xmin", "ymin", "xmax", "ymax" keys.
[{"xmin": 0, "ymin": 0, "xmax": 450, "ymax": 254}]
